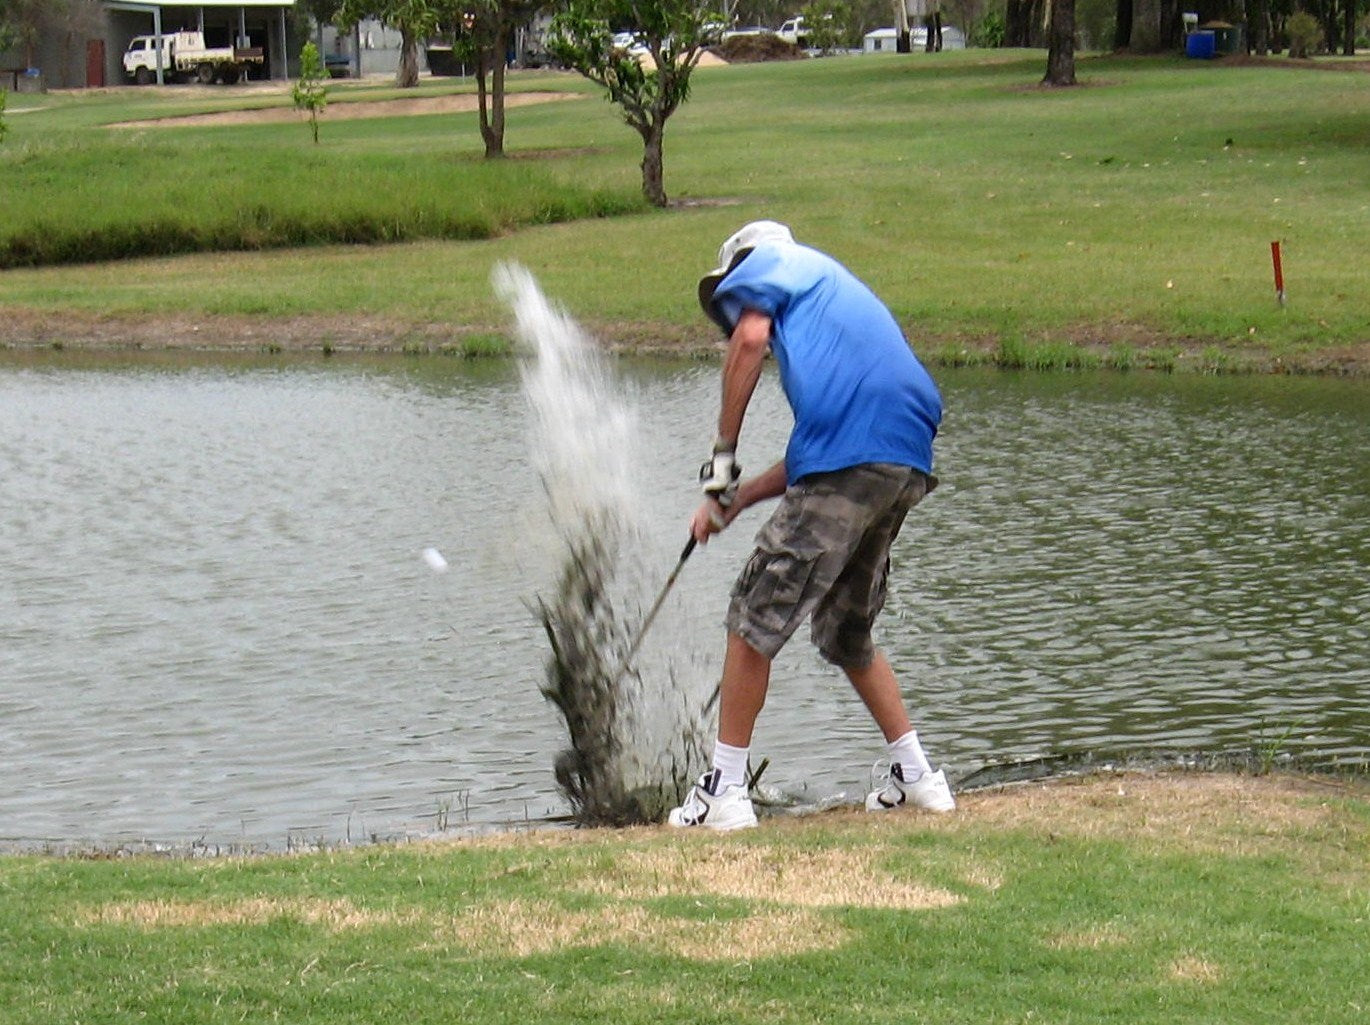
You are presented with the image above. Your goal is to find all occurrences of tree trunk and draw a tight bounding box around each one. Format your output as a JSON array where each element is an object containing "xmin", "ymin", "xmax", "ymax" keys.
[
  {"xmin": 1129, "ymin": 0, "xmax": 1162, "ymax": 51},
  {"xmin": 1043, "ymin": 0, "xmax": 1077, "ymax": 86},
  {"xmin": 1114, "ymin": 0, "xmax": 1133, "ymax": 49},
  {"xmin": 1344, "ymin": 0, "xmax": 1356, "ymax": 55},
  {"xmin": 1250, "ymin": 0, "xmax": 1269, "ymax": 55},
  {"xmin": 396, "ymin": 26, "xmax": 419, "ymax": 88},
  {"xmin": 1004, "ymin": 0, "xmax": 1032, "ymax": 46},
  {"xmin": 1161, "ymin": 0, "xmax": 1183, "ymax": 50},
  {"xmin": 476, "ymin": 55, "xmax": 492, "ymax": 152},
  {"xmin": 1321, "ymin": 3, "xmax": 1340, "ymax": 54},
  {"xmin": 480, "ymin": 50, "xmax": 506, "ymax": 158},
  {"xmin": 639, "ymin": 119, "xmax": 667, "ymax": 208}
]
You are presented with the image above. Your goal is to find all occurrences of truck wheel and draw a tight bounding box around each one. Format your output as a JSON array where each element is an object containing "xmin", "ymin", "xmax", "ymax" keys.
[
  {"xmin": 134, "ymin": 67, "xmax": 153, "ymax": 85},
  {"xmin": 196, "ymin": 63, "xmax": 214, "ymax": 84}
]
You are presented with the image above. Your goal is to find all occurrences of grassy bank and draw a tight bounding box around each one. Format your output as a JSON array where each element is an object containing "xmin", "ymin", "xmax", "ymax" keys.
[
  {"xmin": 2, "ymin": 53, "xmax": 1369, "ymax": 370},
  {"xmin": 2, "ymin": 772, "xmax": 1366, "ymax": 1024}
]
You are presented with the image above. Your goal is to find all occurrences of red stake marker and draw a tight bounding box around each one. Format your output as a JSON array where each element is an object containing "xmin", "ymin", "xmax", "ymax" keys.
[{"xmin": 1271, "ymin": 241, "xmax": 1286, "ymax": 306}]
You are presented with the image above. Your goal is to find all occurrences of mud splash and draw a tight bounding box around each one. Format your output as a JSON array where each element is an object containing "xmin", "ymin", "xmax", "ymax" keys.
[{"xmin": 495, "ymin": 263, "xmax": 710, "ymax": 826}]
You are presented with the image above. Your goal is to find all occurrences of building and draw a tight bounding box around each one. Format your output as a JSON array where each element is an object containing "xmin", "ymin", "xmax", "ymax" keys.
[
  {"xmin": 862, "ymin": 25, "xmax": 967, "ymax": 54},
  {"xmin": 1, "ymin": 1, "xmax": 296, "ymax": 90}
]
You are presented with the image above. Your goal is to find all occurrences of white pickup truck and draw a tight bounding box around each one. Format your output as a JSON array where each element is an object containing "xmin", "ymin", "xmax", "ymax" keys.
[
  {"xmin": 776, "ymin": 16, "xmax": 809, "ymax": 47},
  {"xmin": 123, "ymin": 30, "xmax": 264, "ymax": 85}
]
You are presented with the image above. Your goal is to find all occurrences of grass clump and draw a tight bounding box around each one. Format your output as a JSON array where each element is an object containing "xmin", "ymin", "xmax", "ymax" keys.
[{"xmin": 0, "ymin": 135, "xmax": 641, "ymax": 268}]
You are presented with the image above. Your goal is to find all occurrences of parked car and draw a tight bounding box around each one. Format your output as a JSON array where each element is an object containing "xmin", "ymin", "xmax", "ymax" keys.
[
  {"xmin": 323, "ymin": 51, "xmax": 352, "ymax": 78},
  {"xmin": 610, "ymin": 30, "xmax": 649, "ymax": 57}
]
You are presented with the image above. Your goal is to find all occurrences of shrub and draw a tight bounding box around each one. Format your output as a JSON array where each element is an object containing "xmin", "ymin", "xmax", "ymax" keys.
[{"xmin": 1286, "ymin": 11, "xmax": 1322, "ymax": 58}]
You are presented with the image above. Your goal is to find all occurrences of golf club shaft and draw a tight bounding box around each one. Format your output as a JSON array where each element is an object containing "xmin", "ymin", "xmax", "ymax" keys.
[{"xmin": 615, "ymin": 536, "xmax": 696, "ymax": 680}]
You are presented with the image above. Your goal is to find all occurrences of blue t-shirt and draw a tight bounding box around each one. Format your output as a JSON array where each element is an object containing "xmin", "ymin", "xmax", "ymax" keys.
[{"xmin": 711, "ymin": 242, "xmax": 942, "ymax": 485}]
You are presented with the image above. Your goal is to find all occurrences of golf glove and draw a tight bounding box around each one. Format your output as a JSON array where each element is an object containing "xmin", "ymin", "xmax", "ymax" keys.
[{"xmin": 700, "ymin": 448, "xmax": 741, "ymax": 508}]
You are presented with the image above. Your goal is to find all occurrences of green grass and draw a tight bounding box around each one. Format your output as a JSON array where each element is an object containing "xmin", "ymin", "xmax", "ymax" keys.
[
  {"xmin": 1, "ymin": 52, "xmax": 1368, "ymax": 364},
  {"xmin": 1, "ymin": 772, "xmax": 1366, "ymax": 1024}
]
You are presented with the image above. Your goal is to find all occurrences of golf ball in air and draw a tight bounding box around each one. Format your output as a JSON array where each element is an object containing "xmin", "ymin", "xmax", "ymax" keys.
[{"xmin": 421, "ymin": 547, "xmax": 449, "ymax": 573}]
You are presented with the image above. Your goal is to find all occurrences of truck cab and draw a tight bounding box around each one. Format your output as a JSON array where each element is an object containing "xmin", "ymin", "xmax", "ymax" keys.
[
  {"xmin": 777, "ymin": 16, "xmax": 808, "ymax": 47},
  {"xmin": 122, "ymin": 35, "xmax": 173, "ymax": 84}
]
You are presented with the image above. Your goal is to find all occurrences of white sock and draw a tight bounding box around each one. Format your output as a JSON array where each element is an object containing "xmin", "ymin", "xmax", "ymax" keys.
[
  {"xmin": 887, "ymin": 730, "xmax": 933, "ymax": 780},
  {"xmin": 711, "ymin": 740, "xmax": 750, "ymax": 789}
]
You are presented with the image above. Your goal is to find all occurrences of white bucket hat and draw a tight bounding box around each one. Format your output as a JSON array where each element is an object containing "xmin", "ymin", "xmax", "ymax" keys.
[{"xmin": 697, "ymin": 220, "xmax": 795, "ymax": 324}]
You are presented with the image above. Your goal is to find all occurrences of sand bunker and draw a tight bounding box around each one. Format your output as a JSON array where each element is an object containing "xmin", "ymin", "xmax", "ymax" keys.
[{"xmin": 109, "ymin": 90, "xmax": 581, "ymax": 128}]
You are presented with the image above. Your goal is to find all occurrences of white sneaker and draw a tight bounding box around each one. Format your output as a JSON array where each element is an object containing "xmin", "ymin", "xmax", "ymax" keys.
[
  {"xmin": 865, "ymin": 763, "xmax": 956, "ymax": 813},
  {"xmin": 667, "ymin": 770, "xmax": 758, "ymax": 830}
]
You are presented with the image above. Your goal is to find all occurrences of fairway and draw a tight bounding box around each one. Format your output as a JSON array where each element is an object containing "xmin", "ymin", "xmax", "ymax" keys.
[{"xmin": 1, "ymin": 51, "xmax": 1368, "ymax": 371}]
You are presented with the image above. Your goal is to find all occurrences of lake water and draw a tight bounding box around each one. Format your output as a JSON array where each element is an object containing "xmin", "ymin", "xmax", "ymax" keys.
[{"xmin": 2, "ymin": 349, "xmax": 1367, "ymax": 850}]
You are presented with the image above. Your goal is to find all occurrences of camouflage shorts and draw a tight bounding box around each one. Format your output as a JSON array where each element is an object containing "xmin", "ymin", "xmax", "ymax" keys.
[{"xmin": 724, "ymin": 463, "xmax": 935, "ymax": 668}]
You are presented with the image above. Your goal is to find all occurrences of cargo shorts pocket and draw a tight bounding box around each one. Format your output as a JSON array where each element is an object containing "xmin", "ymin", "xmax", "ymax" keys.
[{"xmin": 728, "ymin": 548, "xmax": 819, "ymax": 655}]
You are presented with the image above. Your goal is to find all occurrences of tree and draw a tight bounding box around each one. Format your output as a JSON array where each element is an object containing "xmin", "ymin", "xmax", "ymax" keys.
[
  {"xmin": 1043, "ymin": 0, "xmax": 1077, "ymax": 85},
  {"xmin": 437, "ymin": 0, "xmax": 551, "ymax": 159},
  {"xmin": 336, "ymin": 0, "xmax": 441, "ymax": 87},
  {"xmin": 801, "ymin": 0, "xmax": 857, "ymax": 52},
  {"xmin": 550, "ymin": 1, "xmax": 723, "ymax": 207},
  {"xmin": 293, "ymin": 41, "xmax": 329, "ymax": 143},
  {"xmin": 1, "ymin": 0, "xmax": 44, "ymax": 68}
]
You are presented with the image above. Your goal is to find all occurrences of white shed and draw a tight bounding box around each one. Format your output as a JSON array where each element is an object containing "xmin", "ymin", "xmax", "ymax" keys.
[
  {"xmin": 862, "ymin": 25, "xmax": 968, "ymax": 54},
  {"xmin": 863, "ymin": 28, "xmax": 899, "ymax": 53}
]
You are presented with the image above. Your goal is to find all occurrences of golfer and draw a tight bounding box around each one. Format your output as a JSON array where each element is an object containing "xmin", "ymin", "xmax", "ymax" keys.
[{"xmin": 668, "ymin": 220, "xmax": 955, "ymax": 830}]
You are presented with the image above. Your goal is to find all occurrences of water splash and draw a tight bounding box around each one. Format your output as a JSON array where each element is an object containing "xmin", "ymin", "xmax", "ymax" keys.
[{"xmin": 494, "ymin": 262, "xmax": 710, "ymax": 826}]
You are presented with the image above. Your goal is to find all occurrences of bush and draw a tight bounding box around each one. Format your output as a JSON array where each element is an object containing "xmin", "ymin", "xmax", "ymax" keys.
[
  {"xmin": 1286, "ymin": 11, "xmax": 1322, "ymax": 58},
  {"xmin": 973, "ymin": 11, "xmax": 1007, "ymax": 49}
]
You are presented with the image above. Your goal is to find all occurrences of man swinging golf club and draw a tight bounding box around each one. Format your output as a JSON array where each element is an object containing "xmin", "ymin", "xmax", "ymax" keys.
[{"xmin": 668, "ymin": 220, "xmax": 955, "ymax": 830}]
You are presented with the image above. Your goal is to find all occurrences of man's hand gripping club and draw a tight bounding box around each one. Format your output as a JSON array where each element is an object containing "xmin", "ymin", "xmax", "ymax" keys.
[{"xmin": 692, "ymin": 443, "xmax": 740, "ymax": 543}]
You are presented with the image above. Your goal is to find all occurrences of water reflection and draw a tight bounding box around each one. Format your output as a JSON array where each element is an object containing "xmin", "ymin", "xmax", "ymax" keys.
[{"xmin": 1, "ymin": 353, "xmax": 1366, "ymax": 848}]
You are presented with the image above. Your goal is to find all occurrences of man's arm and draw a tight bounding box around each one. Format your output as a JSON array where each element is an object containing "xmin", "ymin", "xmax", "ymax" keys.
[{"xmin": 714, "ymin": 309, "xmax": 772, "ymax": 451}]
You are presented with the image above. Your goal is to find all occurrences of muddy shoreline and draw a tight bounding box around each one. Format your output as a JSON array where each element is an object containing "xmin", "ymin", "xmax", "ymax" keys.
[{"xmin": 4, "ymin": 308, "xmax": 1369, "ymax": 375}]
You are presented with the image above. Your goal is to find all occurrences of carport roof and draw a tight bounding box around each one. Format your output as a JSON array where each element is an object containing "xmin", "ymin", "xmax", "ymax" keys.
[{"xmin": 106, "ymin": 1, "xmax": 296, "ymax": 8}]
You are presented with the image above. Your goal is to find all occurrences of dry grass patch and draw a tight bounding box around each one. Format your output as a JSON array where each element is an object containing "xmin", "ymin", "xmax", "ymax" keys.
[
  {"xmin": 108, "ymin": 92, "xmax": 581, "ymax": 129},
  {"xmin": 580, "ymin": 840, "xmax": 964, "ymax": 911},
  {"xmin": 431, "ymin": 897, "xmax": 846, "ymax": 961},
  {"xmin": 939, "ymin": 772, "xmax": 1354, "ymax": 857},
  {"xmin": 77, "ymin": 896, "xmax": 415, "ymax": 931},
  {"xmin": 1167, "ymin": 953, "xmax": 1225, "ymax": 984}
]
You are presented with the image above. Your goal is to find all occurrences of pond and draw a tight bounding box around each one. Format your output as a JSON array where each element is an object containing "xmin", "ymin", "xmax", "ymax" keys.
[{"xmin": 1, "ymin": 347, "xmax": 1366, "ymax": 850}]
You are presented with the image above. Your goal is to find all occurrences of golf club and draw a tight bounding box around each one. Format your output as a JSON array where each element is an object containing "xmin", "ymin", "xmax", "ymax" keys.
[{"xmin": 609, "ymin": 535, "xmax": 696, "ymax": 686}]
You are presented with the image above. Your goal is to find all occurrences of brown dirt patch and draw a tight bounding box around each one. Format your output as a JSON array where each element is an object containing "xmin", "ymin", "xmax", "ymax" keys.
[
  {"xmin": 1217, "ymin": 53, "xmax": 1370, "ymax": 73},
  {"xmin": 107, "ymin": 90, "xmax": 581, "ymax": 129},
  {"xmin": 5, "ymin": 308, "xmax": 1368, "ymax": 374}
]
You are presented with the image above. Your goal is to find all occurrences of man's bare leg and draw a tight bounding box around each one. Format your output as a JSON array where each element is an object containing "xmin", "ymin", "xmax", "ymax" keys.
[
  {"xmin": 717, "ymin": 631, "xmax": 772, "ymax": 748},
  {"xmin": 842, "ymin": 650, "xmax": 912, "ymax": 743}
]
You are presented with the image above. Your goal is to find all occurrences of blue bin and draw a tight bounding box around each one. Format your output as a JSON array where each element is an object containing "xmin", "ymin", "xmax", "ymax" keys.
[{"xmin": 1186, "ymin": 31, "xmax": 1216, "ymax": 59}]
